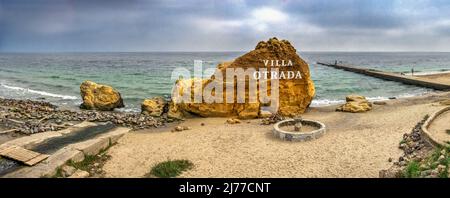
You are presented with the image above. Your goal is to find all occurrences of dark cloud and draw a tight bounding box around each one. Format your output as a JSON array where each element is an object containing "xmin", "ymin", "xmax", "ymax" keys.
[{"xmin": 0, "ymin": 0, "xmax": 449, "ymax": 52}]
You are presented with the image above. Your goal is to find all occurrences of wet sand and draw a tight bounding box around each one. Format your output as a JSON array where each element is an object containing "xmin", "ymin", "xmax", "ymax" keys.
[{"xmin": 102, "ymin": 92, "xmax": 450, "ymax": 178}]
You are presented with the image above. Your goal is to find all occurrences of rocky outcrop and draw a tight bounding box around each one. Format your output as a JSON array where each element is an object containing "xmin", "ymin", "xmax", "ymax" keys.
[
  {"xmin": 336, "ymin": 95, "xmax": 372, "ymax": 113},
  {"xmin": 167, "ymin": 101, "xmax": 184, "ymax": 120},
  {"xmin": 80, "ymin": 81, "xmax": 124, "ymax": 111},
  {"xmin": 171, "ymin": 37, "xmax": 315, "ymax": 118},
  {"xmin": 141, "ymin": 96, "xmax": 167, "ymax": 117}
]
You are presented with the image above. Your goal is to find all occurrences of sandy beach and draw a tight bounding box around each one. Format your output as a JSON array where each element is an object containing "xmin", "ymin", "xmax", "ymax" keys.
[{"xmin": 102, "ymin": 91, "xmax": 450, "ymax": 178}]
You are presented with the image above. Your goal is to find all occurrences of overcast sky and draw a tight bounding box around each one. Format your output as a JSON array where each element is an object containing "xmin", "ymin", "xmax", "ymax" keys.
[{"xmin": 1, "ymin": 0, "xmax": 450, "ymax": 52}]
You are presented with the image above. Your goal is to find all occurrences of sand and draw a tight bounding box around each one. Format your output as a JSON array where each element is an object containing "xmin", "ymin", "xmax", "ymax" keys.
[{"xmin": 102, "ymin": 92, "xmax": 450, "ymax": 178}]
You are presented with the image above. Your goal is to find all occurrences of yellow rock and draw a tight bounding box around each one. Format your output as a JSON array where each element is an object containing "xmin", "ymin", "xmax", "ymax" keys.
[
  {"xmin": 226, "ymin": 118, "xmax": 241, "ymax": 124},
  {"xmin": 336, "ymin": 95, "xmax": 372, "ymax": 113},
  {"xmin": 80, "ymin": 81, "xmax": 124, "ymax": 111},
  {"xmin": 141, "ymin": 96, "xmax": 167, "ymax": 117},
  {"xmin": 171, "ymin": 37, "xmax": 315, "ymax": 118},
  {"xmin": 167, "ymin": 101, "xmax": 184, "ymax": 120}
]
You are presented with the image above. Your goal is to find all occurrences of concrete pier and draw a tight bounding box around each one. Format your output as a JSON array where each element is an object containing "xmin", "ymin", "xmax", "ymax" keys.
[{"xmin": 317, "ymin": 62, "xmax": 450, "ymax": 91}]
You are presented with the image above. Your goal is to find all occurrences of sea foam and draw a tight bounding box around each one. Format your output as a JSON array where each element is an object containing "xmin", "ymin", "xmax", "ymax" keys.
[{"xmin": 0, "ymin": 84, "xmax": 78, "ymax": 100}]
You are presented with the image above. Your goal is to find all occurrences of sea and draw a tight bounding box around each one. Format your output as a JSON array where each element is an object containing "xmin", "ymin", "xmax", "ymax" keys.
[{"xmin": 0, "ymin": 52, "xmax": 449, "ymax": 112}]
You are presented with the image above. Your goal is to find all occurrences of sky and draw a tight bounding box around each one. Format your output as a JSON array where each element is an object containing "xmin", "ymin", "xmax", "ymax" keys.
[{"xmin": 1, "ymin": 0, "xmax": 450, "ymax": 52}]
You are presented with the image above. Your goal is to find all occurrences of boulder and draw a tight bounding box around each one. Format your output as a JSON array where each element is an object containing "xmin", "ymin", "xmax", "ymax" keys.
[
  {"xmin": 167, "ymin": 101, "xmax": 184, "ymax": 120},
  {"xmin": 141, "ymin": 96, "xmax": 167, "ymax": 117},
  {"xmin": 336, "ymin": 94, "xmax": 372, "ymax": 113},
  {"xmin": 80, "ymin": 81, "xmax": 124, "ymax": 111},
  {"xmin": 68, "ymin": 170, "xmax": 90, "ymax": 178},
  {"xmin": 171, "ymin": 37, "xmax": 315, "ymax": 118}
]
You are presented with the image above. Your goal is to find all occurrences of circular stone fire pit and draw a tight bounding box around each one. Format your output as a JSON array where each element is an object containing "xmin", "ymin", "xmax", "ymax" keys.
[{"xmin": 273, "ymin": 118, "xmax": 326, "ymax": 142}]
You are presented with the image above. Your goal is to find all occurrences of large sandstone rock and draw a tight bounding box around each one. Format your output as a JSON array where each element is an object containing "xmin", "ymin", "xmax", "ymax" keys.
[
  {"xmin": 141, "ymin": 96, "xmax": 167, "ymax": 117},
  {"xmin": 80, "ymin": 81, "xmax": 124, "ymax": 111},
  {"xmin": 336, "ymin": 95, "xmax": 372, "ymax": 113},
  {"xmin": 171, "ymin": 37, "xmax": 315, "ymax": 118}
]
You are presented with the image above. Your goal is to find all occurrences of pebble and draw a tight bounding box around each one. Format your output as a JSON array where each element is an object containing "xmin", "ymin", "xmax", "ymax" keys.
[
  {"xmin": 420, "ymin": 170, "xmax": 431, "ymax": 177},
  {"xmin": 430, "ymin": 169, "xmax": 439, "ymax": 178},
  {"xmin": 437, "ymin": 164, "xmax": 446, "ymax": 173},
  {"xmin": 0, "ymin": 98, "xmax": 164, "ymax": 134},
  {"xmin": 182, "ymin": 126, "xmax": 191, "ymax": 130},
  {"xmin": 261, "ymin": 113, "xmax": 285, "ymax": 125},
  {"xmin": 68, "ymin": 170, "xmax": 90, "ymax": 178},
  {"xmin": 61, "ymin": 165, "xmax": 76, "ymax": 177},
  {"xmin": 373, "ymin": 101, "xmax": 387, "ymax": 105},
  {"xmin": 226, "ymin": 118, "xmax": 241, "ymax": 124}
]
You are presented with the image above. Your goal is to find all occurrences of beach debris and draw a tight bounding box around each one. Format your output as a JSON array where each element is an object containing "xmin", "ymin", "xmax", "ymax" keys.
[
  {"xmin": 200, "ymin": 123, "xmax": 205, "ymax": 126},
  {"xmin": 61, "ymin": 165, "xmax": 77, "ymax": 177},
  {"xmin": 0, "ymin": 98, "xmax": 163, "ymax": 134},
  {"xmin": 80, "ymin": 80, "xmax": 125, "ymax": 111},
  {"xmin": 336, "ymin": 95, "xmax": 372, "ymax": 113},
  {"xmin": 373, "ymin": 101, "xmax": 387, "ymax": 105},
  {"xmin": 172, "ymin": 125, "xmax": 191, "ymax": 132},
  {"xmin": 171, "ymin": 37, "xmax": 315, "ymax": 119},
  {"xmin": 0, "ymin": 145, "xmax": 49, "ymax": 166},
  {"xmin": 261, "ymin": 113, "xmax": 285, "ymax": 125},
  {"xmin": 226, "ymin": 118, "xmax": 241, "ymax": 124},
  {"xmin": 141, "ymin": 96, "xmax": 167, "ymax": 117}
]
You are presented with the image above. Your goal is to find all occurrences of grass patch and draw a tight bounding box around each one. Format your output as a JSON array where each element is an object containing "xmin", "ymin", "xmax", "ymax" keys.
[
  {"xmin": 52, "ymin": 167, "xmax": 64, "ymax": 178},
  {"xmin": 68, "ymin": 155, "xmax": 97, "ymax": 171},
  {"xmin": 403, "ymin": 161, "xmax": 421, "ymax": 178},
  {"xmin": 66, "ymin": 141, "xmax": 115, "ymax": 173},
  {"xmin": 147, "ymin": 159, "xmax": 193, "ymax": 178}
]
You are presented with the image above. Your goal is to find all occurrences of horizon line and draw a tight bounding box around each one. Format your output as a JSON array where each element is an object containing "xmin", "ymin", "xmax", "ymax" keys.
[{"xmin": 1, "ymin": 50, "xmax": 450, "ymax": 53}]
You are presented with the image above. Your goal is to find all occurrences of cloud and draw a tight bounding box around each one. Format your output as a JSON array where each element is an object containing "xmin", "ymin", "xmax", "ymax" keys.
[{"xmin": 1, "ymin": 0, "xmax": 450, "ymax": 52}]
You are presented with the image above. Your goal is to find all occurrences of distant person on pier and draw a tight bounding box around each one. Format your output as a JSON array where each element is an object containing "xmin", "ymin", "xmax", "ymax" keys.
[
  {"xmin": 335, "ymin": 60, "xmax": 337, "ymax": 65},
  {"xmin": 411, "ymin": 68, "xmax": 414, "ymax": 76}
]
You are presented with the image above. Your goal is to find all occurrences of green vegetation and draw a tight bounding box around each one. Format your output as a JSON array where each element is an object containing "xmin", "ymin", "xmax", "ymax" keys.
[
  {"xmin": 403, "ymin": 147, "xmax": 449, "ymax": 178},
  {"xmin": 147, "ymin": 159, "xmax": 194, "ymax": 178},
  {"xmin": 403, "ymin": 161, "xmax": 420, "ymax": 178},
  {"xmin": 68, "ymin": 141, "xmax": 114, "ymax": 171},
  {"xmin": 53, "ymin": 167, "xmax": 64, "ymax": 178}
]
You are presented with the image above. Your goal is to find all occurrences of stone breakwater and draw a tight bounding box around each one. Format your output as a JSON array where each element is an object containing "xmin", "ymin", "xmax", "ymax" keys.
[{"xmin": 0, "ymin": 98, "xmax": 164, "ymax": 134}]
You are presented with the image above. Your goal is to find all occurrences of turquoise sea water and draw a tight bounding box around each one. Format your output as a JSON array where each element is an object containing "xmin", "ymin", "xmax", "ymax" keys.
[{"xmin": 0, "ymin": 52, "xmax": 449, "ymax": 111}]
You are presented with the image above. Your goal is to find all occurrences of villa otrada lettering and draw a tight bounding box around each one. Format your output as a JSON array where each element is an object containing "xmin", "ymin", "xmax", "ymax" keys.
[{"xmin": 171, "ymin": 59, "xmax": 303, "ymax": 112}]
